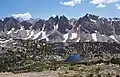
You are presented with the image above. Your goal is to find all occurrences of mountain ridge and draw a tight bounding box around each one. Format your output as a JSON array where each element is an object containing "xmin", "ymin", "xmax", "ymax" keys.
[{"xmin": 0, "ymin": 13, "xmax": 120, "ymax": 44}]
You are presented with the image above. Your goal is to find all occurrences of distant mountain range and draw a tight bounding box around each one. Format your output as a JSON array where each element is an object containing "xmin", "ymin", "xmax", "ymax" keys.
[{"xmin": 0, "ymin": 13, "xmax": 120, "ymax": 44}]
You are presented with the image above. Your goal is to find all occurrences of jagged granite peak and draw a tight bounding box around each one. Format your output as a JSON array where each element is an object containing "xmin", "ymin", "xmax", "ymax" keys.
[
  {"xmin": 84, "ymin": 13, "xmax": 99, "ymax": 20},
  {"xmin": 0, "ymin": 14, "xmax": 120, "ymax": 43},
  {"xmin": 49, "ymin": 15, "xmax": 59, "ymax": 26},
  {"xmin": 3, "ymin": 17, "xmax": 21, "ymax": 31},
  {"xmin": 58, "ymin": 15, "xmax": 72, "ymax": 34},
  {"xmin": 3, "ymin": 17, "xmax": 19, "ymax": 23}
]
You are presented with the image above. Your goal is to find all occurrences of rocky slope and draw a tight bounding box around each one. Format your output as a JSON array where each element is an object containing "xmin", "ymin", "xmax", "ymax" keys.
[{"xmin": 0, "ymin": 14, "xmax": 120, "ymax": 44}]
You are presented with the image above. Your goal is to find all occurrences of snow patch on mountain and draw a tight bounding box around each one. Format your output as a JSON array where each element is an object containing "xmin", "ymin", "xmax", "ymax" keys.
[
  {"xmin": 92, "ymin": 32, "xmax": 97, "ymax": 41},
  {"xmin": 40, "ymin": 31, "xmax": 48, "ymax": 40},
  {"xmin": 76, "ymin": 38, "xmax": 80, "ymax": 42},
  {"xmin": 90, "ymin": 18, "xmax": 97, "ymax": 22},
  {"xmin": 0, "ymin": 38, "xmax": 13, "ymax": 44},
  {"xmin": 33, "ymin": 31, "xmax": 42, "ymax": 40},
  {"xmin": 63, "ymin": 33, "xmax": 69, "ymax": 42},
  {"xmin": 54, "ymin": 24, "xmax": 59, "ymax": 30},
  {"xmin": 24, "ymin": 30, "xmax": 34, "ymax": 40},
  {"xmin": 70, "ymin": 33, "xmax": 77, "ymax": 39},
  {"xmin": 109, "ymin": 35, "xmax": 118, "ymax": 42},
  {"xmin": 7, "ymin": 28, "xmax": 15, "ymax": 34}
]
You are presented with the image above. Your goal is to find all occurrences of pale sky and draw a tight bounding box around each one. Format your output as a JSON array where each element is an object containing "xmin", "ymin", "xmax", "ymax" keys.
[{"xmin": 0, "ymin": 0, "xmax": 120, "ymax": 19}]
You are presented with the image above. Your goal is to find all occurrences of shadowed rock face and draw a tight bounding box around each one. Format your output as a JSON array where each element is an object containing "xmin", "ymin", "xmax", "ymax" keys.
[
  {"xmin": 21, "ymin": 21, "xmax": 32, "ymax": 30},
  {"xmin": 0, "ymin": 14, "xmax": 120, "ymax": 43},
  {"xmin": 113, "ymin": 21, "xmax": 120, "ymax": 35},
  {"xmin": 32, "ymin": 19, "xmax": 44, "ymax": 30},
  {"xmin": 49, "ymin": 15, "xmax": 59, "ymax": 26},
  {"xmin": 48, "ymin": 31, "xmax": 64, "ymax": 43},
  {"xmin": 3, "ymin": 17, "xmax": 21, "ymax": 31},
  {"xmin": 58, "ymin": 15, "xmax": 72, "ymax": 34},
  {"xmin": 0, "ymin": 20, "xmax": 4, "ymax": 31},
  {"xmin": 44, "ymin": 20, "xmax": 54, "ymax": 32}
]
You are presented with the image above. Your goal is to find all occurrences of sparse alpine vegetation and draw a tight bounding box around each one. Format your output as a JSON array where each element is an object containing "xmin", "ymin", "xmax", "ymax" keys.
[{"xmin": 0, "ymin": 40, "xmax": 120, "ymax": 76}]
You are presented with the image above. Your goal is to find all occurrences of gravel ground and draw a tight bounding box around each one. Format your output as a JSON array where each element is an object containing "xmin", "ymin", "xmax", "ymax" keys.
[
  {"xmin": 0, "ymin": 71, "xmax": 59, "ymax": 77},
  {"xmin": 0, "ymin": 63, "xmax": 120, "ymax": 77}
]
